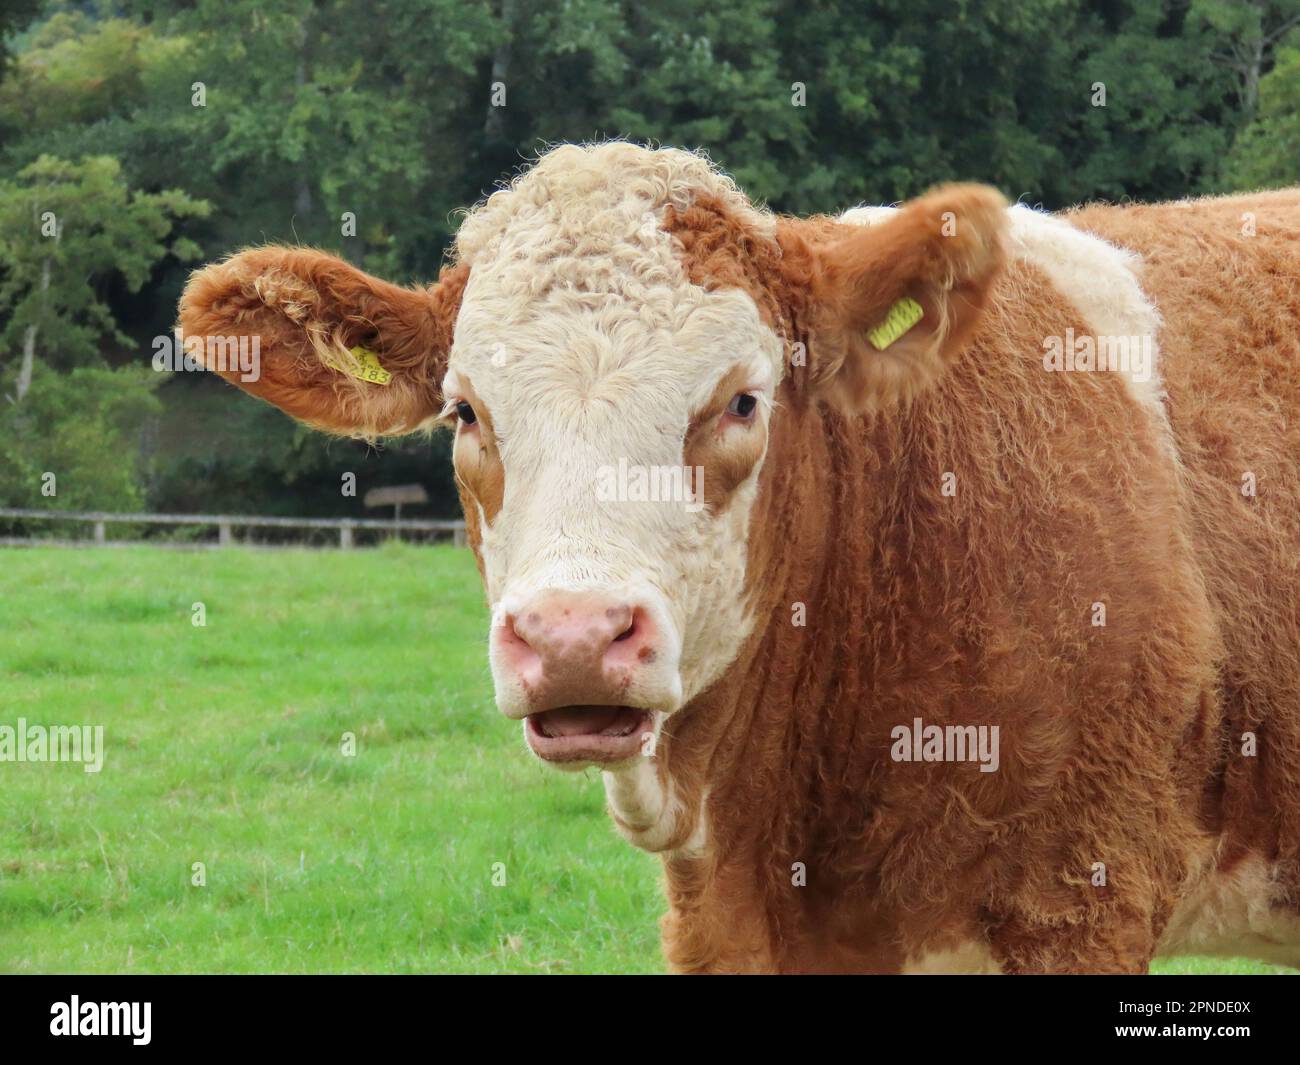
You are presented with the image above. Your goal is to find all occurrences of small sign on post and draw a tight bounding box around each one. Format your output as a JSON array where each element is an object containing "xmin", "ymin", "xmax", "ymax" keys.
[{"xmin": 363, "ymin": 484, "xmax": 429, "ymax": 541}]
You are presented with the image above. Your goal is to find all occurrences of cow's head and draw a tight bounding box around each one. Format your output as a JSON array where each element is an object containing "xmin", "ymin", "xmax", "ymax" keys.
[{"xmin": 180, "ymin": 144, "xmax": 1005, "ymax": 772}]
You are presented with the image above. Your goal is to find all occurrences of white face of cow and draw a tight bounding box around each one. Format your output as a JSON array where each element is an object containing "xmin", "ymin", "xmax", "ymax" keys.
[
  {"xmin": 181, "ymin": 141, "xmax": 1008, "ymax": 782},
  {"xmin": 443, "ymin": 146, "xmax": 786, "ymax": 767}
]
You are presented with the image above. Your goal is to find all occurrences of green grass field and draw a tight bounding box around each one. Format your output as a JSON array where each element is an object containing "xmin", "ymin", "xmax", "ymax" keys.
[{"xmin": 0, "ymin": 545, "xmax": 1287, "ymax": 974}]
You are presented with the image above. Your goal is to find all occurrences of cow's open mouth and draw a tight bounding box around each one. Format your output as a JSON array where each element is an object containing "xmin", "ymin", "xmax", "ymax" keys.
[{"xmin": 524, "ymin": 705, "xmax": 653, "ymax": 764}]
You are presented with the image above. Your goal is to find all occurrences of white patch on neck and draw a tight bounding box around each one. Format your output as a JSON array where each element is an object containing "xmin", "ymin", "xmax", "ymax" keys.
[
  {"xmin": 1159, "ymin": 855, "xmax": 1300, "ymax": 967},
  {"xmin": 603, "ymin": 761, "xmax": 708, "ymax": 856}
]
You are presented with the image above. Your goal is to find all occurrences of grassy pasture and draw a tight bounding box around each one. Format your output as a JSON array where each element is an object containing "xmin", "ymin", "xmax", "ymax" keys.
[{"xmin": 0, "ymin": 545, "xmax": 1286, "ymax": 974}]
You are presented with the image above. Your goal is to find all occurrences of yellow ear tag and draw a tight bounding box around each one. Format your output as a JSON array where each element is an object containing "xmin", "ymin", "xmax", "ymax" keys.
[
  {"xmin": 324, "ymin": 345, "xmax": 393, "ymax": 385},
  {"xmin": 867, "ymin": 297, "xmax": 924, "ymax": 351}
]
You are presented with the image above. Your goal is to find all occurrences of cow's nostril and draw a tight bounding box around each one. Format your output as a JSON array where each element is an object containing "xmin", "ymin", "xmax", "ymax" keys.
[
  {"xmin": 613, "ymin": 615, "xmax": 637, "ymax": 642},
  {"xmin": 504, "ymin": 615, "xmax": 534, "ymax": 654}
]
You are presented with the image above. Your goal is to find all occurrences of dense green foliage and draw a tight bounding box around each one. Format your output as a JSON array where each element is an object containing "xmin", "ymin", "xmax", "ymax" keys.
[{"xmin": 1, "ymin": 0, "xmax": 1298, "ymax": 517}]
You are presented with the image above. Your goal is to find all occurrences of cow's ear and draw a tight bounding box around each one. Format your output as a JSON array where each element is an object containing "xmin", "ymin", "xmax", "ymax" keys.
[
  {"xmin": 178, "ymin": 247, "xmax": 469, "ymax": 437},
  {"xmin": 778, "ymin": 184, "xmax": 1007, "ymax": 411}
]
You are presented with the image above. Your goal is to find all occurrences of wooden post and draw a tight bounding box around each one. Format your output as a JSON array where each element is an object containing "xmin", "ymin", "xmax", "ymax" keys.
[
  {"xmin": 218, "ymin": 521, "xmax": 233, "ymax": 547},
  {"xmin": 339, "ymin": 522, "xmax": 353, "ymax": 549},
  {"xmin": 453, "ymin": 525, "xmax": 467, "ymax": 549},
  {"xmin": 364, "ymin": 485, "xmax": 426, "ymax": 544},
  {"xmin": 93, "ymin": 521, "xmax": 106, "ymax": 544}
]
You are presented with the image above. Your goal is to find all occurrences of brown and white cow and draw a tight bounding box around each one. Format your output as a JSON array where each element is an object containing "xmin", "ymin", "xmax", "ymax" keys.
[{"xmin": 180, "ymin": 143, "xmax": 1300, "ymax": 973}]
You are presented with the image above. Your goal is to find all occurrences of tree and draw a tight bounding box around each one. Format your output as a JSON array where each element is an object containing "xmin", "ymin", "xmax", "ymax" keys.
[
  {"xmin": 0, "ymin": 154, "xmax": 208, "ymax": 402},
  {"xmin": 0, "ymin": 361, "xmax": 162, "ymax": 511},
  {"xmin": 1223, "ymin": 30, "xmax": 1300, "ymax": 187},
  {"xmin": 0, "ymin": 0, "xmax": 40, "ymax": 84},
  {"xmin": 1193, "ymin": 0, "xmax": 1300, "ymax": 113}
]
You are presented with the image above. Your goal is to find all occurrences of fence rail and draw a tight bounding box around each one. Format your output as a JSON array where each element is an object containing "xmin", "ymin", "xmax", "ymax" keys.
[{"xmin": 0, "ymin": 507, "xmax": 466, "ymax": 549}]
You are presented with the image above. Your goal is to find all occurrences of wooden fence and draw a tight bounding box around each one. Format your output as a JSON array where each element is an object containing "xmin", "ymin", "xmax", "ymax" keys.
[{"xmin": 0, "ymin": 507, "xmax": 466, "ymax": 549}]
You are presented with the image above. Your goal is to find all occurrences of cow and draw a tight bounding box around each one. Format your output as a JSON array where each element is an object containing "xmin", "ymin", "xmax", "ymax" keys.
[{"xmin": 179, "ymin": 142, "xmax": 1300, "ymax": 974}]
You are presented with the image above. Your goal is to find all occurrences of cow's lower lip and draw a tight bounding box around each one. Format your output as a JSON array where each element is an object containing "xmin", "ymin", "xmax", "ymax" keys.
[{"xmin": 524, "ymin": 706, "xmax": 653, "ymax": 764}]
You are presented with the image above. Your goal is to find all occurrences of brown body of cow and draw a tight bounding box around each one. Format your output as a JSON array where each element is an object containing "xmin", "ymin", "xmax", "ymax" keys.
[
  {"xmin": 656, "ymin": 190, "xmax": 1300, "ymax": 973},
  {"xmin": 181, "ymin": 145, "xmax": 1300, "ymax": 973}
]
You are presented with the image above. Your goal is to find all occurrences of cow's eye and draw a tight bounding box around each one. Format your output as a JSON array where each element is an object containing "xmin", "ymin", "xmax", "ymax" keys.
[
  {"xmin": 726, "ymin": 392, "xmax": 758, "ymax": 419},
  {"xmin": 455, "ymin": 400, "xmax": 477, "ymax": 425}
]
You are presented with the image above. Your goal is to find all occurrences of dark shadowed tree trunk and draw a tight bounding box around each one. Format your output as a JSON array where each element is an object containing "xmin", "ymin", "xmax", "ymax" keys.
[
  {"xmin": 1209, "ymin": 0, "xmax": 1300, "ymax": 114},
  {"xmin": 484, "ymin": 0, "xmax": 516, "ymax": 142},
  {"xmin": 293, "ymin": 2, "xmax": 322, "ymax": 220}
]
